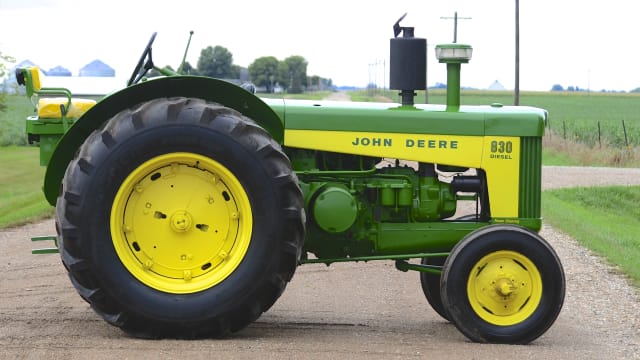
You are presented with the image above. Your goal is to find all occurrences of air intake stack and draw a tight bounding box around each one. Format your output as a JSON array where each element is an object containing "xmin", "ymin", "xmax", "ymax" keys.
[
  {"xmin": 435, "ymin": 43, "xmax": 473, "ymax": 111},
  {"xmin": 390, "ymin": 14, "xmax": 426, "ymax": 106}
]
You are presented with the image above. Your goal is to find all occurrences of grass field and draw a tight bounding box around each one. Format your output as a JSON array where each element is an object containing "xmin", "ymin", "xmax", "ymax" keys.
[
  {"xmin": 0, "ymin": 94, "xmax": 32, "ymax": 146},
  {"xmin": 543, "ymin": 186, "xmax": 640, "ymax": 287},
  {"xmin": 0, "ymin": 146, "xmax": 53, "ymax": 228}
]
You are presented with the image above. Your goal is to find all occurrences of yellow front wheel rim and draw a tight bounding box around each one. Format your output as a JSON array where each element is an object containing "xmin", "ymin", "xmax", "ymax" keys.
[
  {"xmin": 110, "ymin": 152, "xmax": 253, "ymax": 294},
  {"xmin": 467, "ymin": 250, "xmax": 543, "ymax": 326}
]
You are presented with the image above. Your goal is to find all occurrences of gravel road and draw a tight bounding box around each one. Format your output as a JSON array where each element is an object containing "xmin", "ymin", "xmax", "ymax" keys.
[{"xmin": 1, "ymin": 166, "xmax": 640, "ymax": 359}]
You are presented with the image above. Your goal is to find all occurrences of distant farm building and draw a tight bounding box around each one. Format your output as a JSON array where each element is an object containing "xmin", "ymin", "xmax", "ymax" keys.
[
  {"xmin": 79, "ymin": 60, "xmax": 115, "ymax": 77},
  {"xmin": 47, "ymin": 66, "xmax": 72, "ymax": 76},
  {"xmin": 4, "ymin": 59, "xmax": 123, "ymax": 95},
  {"xmin": 488, "ymin": 80, "xmax": 505, "ymax": 91}
]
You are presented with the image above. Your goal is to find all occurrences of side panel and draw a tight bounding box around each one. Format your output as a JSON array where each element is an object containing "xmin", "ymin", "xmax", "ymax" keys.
[
  {"xmin": 480, "ymin": 136, "xmax": 521, "ymax": 219},
  {"xmin": 42, "ymin": 76, "xmax": 283, "ymax": 205},
  {"xmin": 285, "ymin": 129, "xmax": 484, "ymax": 168},
  {"xmin": 286, "ymin": 129, "xmax": 524, "ymax": 220}
]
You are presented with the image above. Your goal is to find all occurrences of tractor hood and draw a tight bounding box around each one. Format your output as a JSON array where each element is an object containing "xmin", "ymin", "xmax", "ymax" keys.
[{"xmin": 263, "ymin": 98, "xmax": 546, "ymax": 138}]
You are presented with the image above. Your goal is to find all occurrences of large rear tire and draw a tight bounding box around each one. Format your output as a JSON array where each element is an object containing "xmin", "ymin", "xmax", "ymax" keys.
[
  {"xmin": 441, "ymin": 225, "xmax": 565, "ymax": 344},
  {"xmin": 56, "ymin": 97, "xmax": 305, "ymax": 338}
]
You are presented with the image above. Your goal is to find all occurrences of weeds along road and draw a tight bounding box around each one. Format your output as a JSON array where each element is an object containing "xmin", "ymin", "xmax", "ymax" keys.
[{"xmin": 1, "ymin": 166, "xmax": 640, "ymax": 360}]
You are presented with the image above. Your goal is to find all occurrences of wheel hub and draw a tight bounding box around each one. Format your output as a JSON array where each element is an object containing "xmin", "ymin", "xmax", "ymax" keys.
[
  {"xmin": 170, "ymin": 210, "xmax": 192, "ymax": 232},
  {"xmin": 495, "ymin": 277, "xmax": 517, "ymax": 297}
]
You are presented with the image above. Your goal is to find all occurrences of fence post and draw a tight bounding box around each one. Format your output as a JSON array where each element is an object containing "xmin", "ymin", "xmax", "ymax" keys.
[
  {"xmin": 598, "ymin": 121, "xmax": 601, "ymax": 148},
  {"xmin": 622, "ymin": 119, "xmax": 629, "ymax": 150},
  {"xmin": 563, "ymin": 121, "xmax": 566, "ymax": 140}
]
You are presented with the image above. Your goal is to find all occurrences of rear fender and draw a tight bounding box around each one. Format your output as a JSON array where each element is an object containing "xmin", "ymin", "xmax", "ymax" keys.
[{"xmin": 43, "ymin": 76, "xmax": 283, "ymax": 205}]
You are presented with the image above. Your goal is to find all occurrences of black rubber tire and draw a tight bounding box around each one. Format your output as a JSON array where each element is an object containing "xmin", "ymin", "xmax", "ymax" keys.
[
  {"xmin": 419, "ymin": 256, "xmax": 450, "ymax": 321},
  {"xmin": 441, "ymin": 225, "xmax": 565, "ymax": 344},
  {"xmin": 56, "ymin": 97, "xmax": 305, "ymax": 338}
]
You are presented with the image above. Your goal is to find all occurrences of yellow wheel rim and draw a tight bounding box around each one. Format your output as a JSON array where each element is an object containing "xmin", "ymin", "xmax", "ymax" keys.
[
  {"xmin": 467, "ymin": 250, "xmax": 542, "ymax": 326},
  {"xmin": 110, "ymin": 152, "xmax": 253, "ymax": 294}
]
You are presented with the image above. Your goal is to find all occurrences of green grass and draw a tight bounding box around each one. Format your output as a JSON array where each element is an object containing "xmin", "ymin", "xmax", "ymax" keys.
[
  {"xmin": 0, "ymin": 146, "xmax": 54, "ymax": 228},
  {"xmin": 543, "ymin": 186, "xmax": 640, "ymax": 287},
  {"xmin": 0, "ymin": 94, "xmax": 34, "ymax": 146},
  {"xmin": 347, "ymin": 89, "xmax": 394, "ymax": 102},
  {"xmin": 542, "ymin": 147, "xmax": 581, "ymax": 166}
]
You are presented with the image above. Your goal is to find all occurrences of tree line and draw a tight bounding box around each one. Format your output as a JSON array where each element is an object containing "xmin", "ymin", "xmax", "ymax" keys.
[
  {"xmin": 154, "ymin": 45, "xmax": 332, "ymax": 94},
  {"xmin": 551, "ymin": 83, "xmax": 640, "ymax": 93}
]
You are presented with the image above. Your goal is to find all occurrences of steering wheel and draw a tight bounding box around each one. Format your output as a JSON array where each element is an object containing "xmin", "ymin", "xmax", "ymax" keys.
[{"xmin": 127, "ymin": 32, "xmax": 157, "ymax": 86}]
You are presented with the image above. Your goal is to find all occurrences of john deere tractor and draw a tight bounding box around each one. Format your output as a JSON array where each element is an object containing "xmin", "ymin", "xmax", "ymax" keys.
[{"xmin": 16, "ymin": 16, "xmax": 564, "ymax": 344}]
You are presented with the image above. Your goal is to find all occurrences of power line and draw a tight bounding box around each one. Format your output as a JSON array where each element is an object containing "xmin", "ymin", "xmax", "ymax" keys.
[{"xmin": 440, "ymin": 11, "xmax": 472, "ymax": 43}]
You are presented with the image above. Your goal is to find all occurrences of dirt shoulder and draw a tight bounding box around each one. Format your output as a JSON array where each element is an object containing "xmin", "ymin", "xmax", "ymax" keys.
[{"xmin": 1, "ymin": 166, "xmax": 639, "ymax": 359}]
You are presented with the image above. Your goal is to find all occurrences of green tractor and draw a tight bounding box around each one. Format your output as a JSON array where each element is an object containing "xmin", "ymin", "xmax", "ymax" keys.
[{"xmin": 16, "ymin": 16, "xmax": 564, "ymax": 344}]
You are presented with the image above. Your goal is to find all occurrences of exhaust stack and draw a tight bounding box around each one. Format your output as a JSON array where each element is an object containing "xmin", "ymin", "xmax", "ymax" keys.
[{"xmin": 390, "ymin": 14, "xmax": 426, "ymax": 106}]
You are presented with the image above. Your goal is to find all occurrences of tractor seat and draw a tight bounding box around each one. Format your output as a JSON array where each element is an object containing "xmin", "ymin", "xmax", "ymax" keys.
[
  {"xmin": 16, "ymin": 67, "xmax": 97, "ymax": 119},
  {"xmin": 37, "ymin": 97, "xmax": 96, "ymax": 118}
]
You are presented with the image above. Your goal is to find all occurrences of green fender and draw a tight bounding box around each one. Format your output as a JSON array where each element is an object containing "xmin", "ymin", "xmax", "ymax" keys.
[{"xmin": 43, "ymin": 76, "xmax": 284, "ymax": 206}]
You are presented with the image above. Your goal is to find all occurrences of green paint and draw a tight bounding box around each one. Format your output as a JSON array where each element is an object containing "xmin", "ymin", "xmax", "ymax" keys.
[
  {"xmin": 278, "ymin": 100, "xmax": 546, "ymax": 137},
  {"xmin": 19, "ymin": 54, "xmax": 547, "ymax": 267},
  {"xmin": 519, "ymin": 137, "xmax": 542, "ymax": 221}
]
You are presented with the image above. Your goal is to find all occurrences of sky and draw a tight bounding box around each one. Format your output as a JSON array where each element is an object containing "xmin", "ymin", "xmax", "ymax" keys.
[{"xmin": 1, "ymin": 0, "xmax": 639, "ymax": 92}]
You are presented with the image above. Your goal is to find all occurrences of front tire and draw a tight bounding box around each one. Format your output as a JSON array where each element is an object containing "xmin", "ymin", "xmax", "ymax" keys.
[
  {"xmin": 56, "ymin": 97, "xmax": 305, "ymax": 338},
  {"xmin": 441, "ymin": 225, "xmax": 565, "ymax": 344}
]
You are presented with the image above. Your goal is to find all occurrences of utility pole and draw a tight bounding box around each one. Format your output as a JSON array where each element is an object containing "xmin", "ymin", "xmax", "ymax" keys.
[
  {"xmin": 440, "ymin": 11, "xmax": 472, "ymax": 43},
  {"xmin": 514, "ymin": 0, "xmax": 520, "ymax": 105}
]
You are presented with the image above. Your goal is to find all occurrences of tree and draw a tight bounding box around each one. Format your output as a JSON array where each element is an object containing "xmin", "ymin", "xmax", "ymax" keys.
[
  {"xmin": 631, "ymin": 87, "xmax": 640, "ymax": 93},
  {"xmin": 551, "ymin": 84, "xmax": 564, "ymax": 91},
  {"xmin": 179, "ymin": 61, "xmax": 198, "ymax": 75},
  {"xmin": 0, "ymin": 50, "xmax": 16, "ymax": 112},
  {"xmin": 284, "ymin": 55, "xmax": 308, "ymax": 94},
  {"xmin": 277, "ymin": 61, "xmax": 290, "ymax": 89},
  {"xmin": 197, "ymin": 45, "xmax": 238, "ymax": 79},
  {"xmin": 307, "ymin": 75, "xmax": 333, "ymax": 91},
  {"xmin": 248, "ymin": 56, "xmax": 280, "ymax": 92}
]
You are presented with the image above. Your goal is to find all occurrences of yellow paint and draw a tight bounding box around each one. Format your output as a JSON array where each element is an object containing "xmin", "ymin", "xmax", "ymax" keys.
[
  {"xmin": 480, "ymin": 136, "xmax": 520, "ymax": 218},
  {"xmin": 37, "ymin": 97, "xmax": 96, "ymax": 118},
  {"xmin": 110, "ymin": 152, "xmax": 253, "ymax": 294},
  {"xmin": 466, "ymin": 250, "xmax": 543, "ymax": 326},
  {"xmin": 285, "ymin": 129, "xmax": 483, "ymax": 168},
  {"xmin": 285, "ymin": 130, "xmax": 521, "ymax": 218},
  {"xmin": 29, "ymin": 67, "xmax": 41, "ymax": 91}
]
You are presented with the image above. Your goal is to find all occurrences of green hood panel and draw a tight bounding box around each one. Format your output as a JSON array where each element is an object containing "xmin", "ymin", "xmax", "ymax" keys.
[{"xmin": 268, "ymin": 99, "xmax": 546, "ymax": 138}]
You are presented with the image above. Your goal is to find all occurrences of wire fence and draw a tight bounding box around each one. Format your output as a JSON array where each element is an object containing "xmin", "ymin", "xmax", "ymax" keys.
[{"xmin": 548, "ymin": 118, "xmax": 636, "ymax": 149}]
